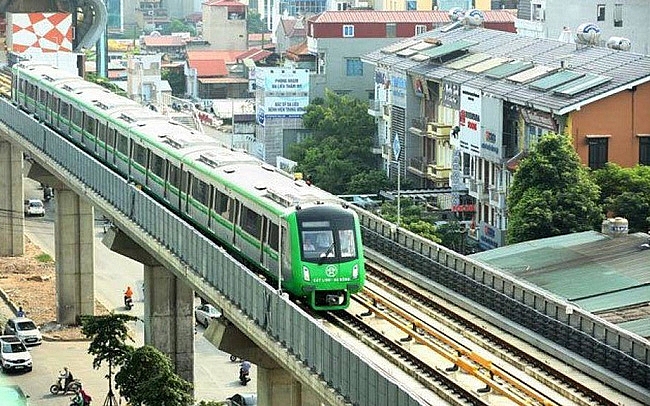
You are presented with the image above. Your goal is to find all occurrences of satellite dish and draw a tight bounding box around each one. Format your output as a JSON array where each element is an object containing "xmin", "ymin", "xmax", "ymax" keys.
[
  {"xmin": 449, "ymin": 7, "xmax": 464, "ymax": 22},
  {"xmin": 575, "ymin": 23, "xmax": 601, "ymax": 45},
  {"xmin": 464, "ymin": 9, "xmax": 485, "ymax": 27}
]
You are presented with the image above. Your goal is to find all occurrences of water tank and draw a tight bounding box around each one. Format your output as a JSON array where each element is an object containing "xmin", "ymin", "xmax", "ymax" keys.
[
  {"xmin": 449, "ymin": 7, "xmax": 464, "ymax": 22},
  {"xmin": 575, "ymin": 23, "xmax": 601, "ymax": 45},
  {"xmin": 601, "ymin": 217, "xmax": 629, "ymax": 237},
  {"xmin": 606, "ymin": 36, "xmax": 632, "ymax": 51},
  {"xmin": 464, "ymin": 9, "xmax": 485, "ymax": 27}
]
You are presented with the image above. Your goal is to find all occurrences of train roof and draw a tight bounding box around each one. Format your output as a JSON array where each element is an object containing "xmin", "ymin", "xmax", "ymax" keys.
[{"xmin": 13, "ymin": 62, "xmax": 349, "ymax": 214}]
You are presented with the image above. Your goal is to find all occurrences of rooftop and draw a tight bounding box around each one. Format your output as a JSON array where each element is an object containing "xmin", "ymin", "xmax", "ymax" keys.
[
  {"xmin": 470, "ymin": 231, "xmax": 650, "ymax": 337},
  {"xmin": 363, "ymin": 26, "xmax": 650, "ymax": 115},
  {"xmin": 308, "ymin": 10, "xmax": 515, "ymax": 24}
]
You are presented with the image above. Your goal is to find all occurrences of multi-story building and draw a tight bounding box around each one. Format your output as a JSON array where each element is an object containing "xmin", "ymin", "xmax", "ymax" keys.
[
  {"xmin": 516, "ymin": 0, "xmax": 650, "ymax": 55},
  {"xmin": 202, "ymin": 0, "xmax": 248, "ymax": 50},
  {"xmin": 363, "ymin": 22, "xmax": 650, "ymax": 250},
  {"xmin": 304, "ymin": 10, "xmax": 515, "ymax": 101}
]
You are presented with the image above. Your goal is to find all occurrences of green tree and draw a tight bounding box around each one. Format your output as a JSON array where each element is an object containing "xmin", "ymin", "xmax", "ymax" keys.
[
  {"xmin": 162, "ymin": 68, "xmax": 186, "ymax": 97},
  {"xmin": 115, "ymin": 346, "xmax": 194, "ymax": 406},
  {"xmin": 81, "ymin": 313, "xmax": 139, "ymax": 403},
  {"xmin": 507, "ymin": 133, "xmax": 602, "ymax": 244},
  {"xmin": 247, "ymin": 11, "xmax": 267, "ymax": 33},
  {"xmin": 162, "ymin": 19, "xmax": 197, "ymax": 36},
  {"xmin": 591, "ymin": 163, "xmax": 650, "ymax": 232},
  {"xmin": 289, "ymin": 91, "xmax": 377, "ymax": 194}
]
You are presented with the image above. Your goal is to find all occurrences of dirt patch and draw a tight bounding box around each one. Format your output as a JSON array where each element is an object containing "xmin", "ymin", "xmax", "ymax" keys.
[{"xmin": 0, "ymin": 238, "xmax": 109, "ymax": 340}]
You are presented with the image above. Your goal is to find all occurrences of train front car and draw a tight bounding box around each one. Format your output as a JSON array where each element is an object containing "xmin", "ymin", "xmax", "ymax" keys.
[{"xmin": 288, "ymin": 205, "xmax": 365, "ymax": 311}]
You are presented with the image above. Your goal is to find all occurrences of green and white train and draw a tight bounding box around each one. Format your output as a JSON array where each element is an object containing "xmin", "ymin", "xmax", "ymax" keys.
[{"xmin": 11, "ymin": 62, "xmax": 365, "ymax": 310}]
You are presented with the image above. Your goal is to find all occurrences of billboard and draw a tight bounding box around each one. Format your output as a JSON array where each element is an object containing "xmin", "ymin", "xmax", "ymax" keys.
[
  {"xmin": 10, "ymin": 13, "xmax": 73, "ymax": 53},
  {"xmin": 459, "ymin": 85, "xmax": 481, "ymax": 155},
  {"xmin": 480, "ymin": 96, "xmax": 503, "ymax": 162},
  {"xmin": 255, "ymin": 68, "xmax": 309, "ymax": 118}
]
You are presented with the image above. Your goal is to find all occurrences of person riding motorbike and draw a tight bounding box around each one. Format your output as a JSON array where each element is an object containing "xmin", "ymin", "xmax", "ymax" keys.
[
  {"xmin": 239, "ymin": 360, "xmax": 251, "ymax": 385},
  {"xmin": 124, "ymin": 286, "xmax": 133, "ymax": 309},
  {"xmin": 62, "ymin": 367, "xmax": 74, "ymax": 391}
]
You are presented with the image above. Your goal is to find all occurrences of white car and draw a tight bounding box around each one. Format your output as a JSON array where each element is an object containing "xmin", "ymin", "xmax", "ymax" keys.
[
  {"xmin": 4, "ymin": 317, "xmax": 42, "ymax": 346},
  {"xmin": 194, "ymin": 304, "xmax": 222, "ymax": 327},
  {"xmin": 0, "ymin": 335, "xmax": 32, "ymax": 372},
  {"xmin": 23, "ymin": 199, "xmax": 45, "ymax": 217}
]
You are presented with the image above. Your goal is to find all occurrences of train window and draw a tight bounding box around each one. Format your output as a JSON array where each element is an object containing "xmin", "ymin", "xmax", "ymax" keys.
[
  {"xmin": 52, "ymin": 97, "xmax": 60, "ymax": 115},
  {"xmin": 214, "ymin": 190, "xmax": 229, "ymax": 217},
  {"xmin": 190, "ymin": 178, "xmax": 209, "ymax": 206},
  {"xmin": 26, "ymin": 83, "xmax": 35, "ymax": 99},
  {"xmin": 97, "ymin": 123, "xmax": 107, "ymax": 144},
  {"xmin": 107, "ymin": 128, "xmax": 116, "ymax": 149},
  {"xmin": 240, "ymin": 206, "xmax": 262, "ymax": 239},
  {"xmin": 133, "ymin": 143, "xmax": 148, "ymax": 167},
  {"xmin": 71, "ymin": 109, "xmax": 82, "ymax": 127},
  {"xmin": 268, "ymin": 221, "xmax": 279, "ymax": 250},
  {"xmin": 60, "ymin": 102, "xmax": 69, "ymax": 120},
  {"xmin": 39, "ymin": 89, "xmax": 46, "ymax": 103},
  {"xmin": 150, "ymin": 153, "xmax": 165, "ymax": 178},
  {"xmin": 168, "ymin": 164, "xmax": 180, "ymax": 189},
  {"xmin": 84, "ymin": 115, "xmax": 96, "ymax": 135},
  {"xmin": 116, "ymin": 134, "xmax": 128, "ymax": 155},
  {"xmin": 338, "ymin": 229, "xmax": 356, "ymax": 258}
]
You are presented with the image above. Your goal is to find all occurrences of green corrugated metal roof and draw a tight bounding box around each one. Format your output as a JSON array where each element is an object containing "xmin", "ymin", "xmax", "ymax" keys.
[
  {"xmin": 485, "ymin": 61, "xmax": 534, "ymax": 79},
  {"xmin": 617, "ymin": 318, "xmax": 650, "ymax": 338},
  {"xmin": 553, "ymin": 73, "xmax": 612, "ymax": 97},
  {"xmin": 529, "ymin": 70, "xmax": 585, "ymax": 91},
  {"xmin": 418, "ymin": 40, "xmax": 477, "ymax": 59},
  {"xmin": 470, "ymin": 231, "xmax": 650, "ymax": 310}
]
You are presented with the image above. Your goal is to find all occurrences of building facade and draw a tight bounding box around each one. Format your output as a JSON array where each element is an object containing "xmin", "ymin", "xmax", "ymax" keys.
[
  {"xmin": 202, "ymin": 0, "xmax": 248, "ymax": 50},
  {"xmin": 364, "ymin": 24, "xmax": 650, "ymax": 250},
  {"xmin": 516, "ymin": 0, "xmax": 650, "ymax": 55}
]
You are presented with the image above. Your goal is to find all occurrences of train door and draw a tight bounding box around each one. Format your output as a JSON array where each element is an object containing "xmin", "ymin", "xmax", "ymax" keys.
[{"xmin": 231, "ymin": 200, "xmax": 241, "ymax": 247}]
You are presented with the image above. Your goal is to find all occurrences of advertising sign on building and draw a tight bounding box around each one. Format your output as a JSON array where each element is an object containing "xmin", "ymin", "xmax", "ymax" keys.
[
  {"xmin": 390, "ymin": 73, "xmax": 407, "ymax": 108},
  {"xmin": 480, "ymin": 96, "xmax": 503, "ymax": 162},
  {"xmin": 459, "ymin": 85, "xmax": 481, "ymax": 155},
  {"xmin": 478, "ymin": 221, "xmax": 503, "ymax": 250},
  {"xmin": 441, "ymin": 80, "xmax": 460, "ymax": 109},
  {"xmin": 255, "ymin": 68, "xmax": 309, "ymax": 118}
]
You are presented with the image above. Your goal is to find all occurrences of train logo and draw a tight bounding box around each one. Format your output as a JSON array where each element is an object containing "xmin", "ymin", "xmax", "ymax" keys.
[{"xmin": 326, "ymin": 265, "xmax": 338, "ymax": 278}]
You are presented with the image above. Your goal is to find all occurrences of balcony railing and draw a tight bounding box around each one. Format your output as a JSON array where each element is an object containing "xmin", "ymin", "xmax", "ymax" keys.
[{"xmin": 407, "ymin": 156, "xmax": 428, "ymax": 177}]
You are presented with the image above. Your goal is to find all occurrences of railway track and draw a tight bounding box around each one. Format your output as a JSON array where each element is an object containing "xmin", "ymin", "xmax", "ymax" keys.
[{"xmin": 325, "ymin": 258, "xmax": 639, "ymax": 406}]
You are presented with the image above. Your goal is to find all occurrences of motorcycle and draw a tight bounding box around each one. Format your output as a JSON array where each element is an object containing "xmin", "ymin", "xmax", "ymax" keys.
[
  {"xmin": 50, "ymin": 372, "xmax": 81, "ymax": 395},
  {"xmin": 124, "ymin": 296, "xmax": 133, "ymax": 310},
  {"xmin": 239, "ymin": 361, "xmax": 251, "ymax": 386}
]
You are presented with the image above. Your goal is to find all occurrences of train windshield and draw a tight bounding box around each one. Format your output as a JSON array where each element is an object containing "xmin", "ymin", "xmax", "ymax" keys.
[{"xmin": 298, "ymin": 215, "xmax": 357, "ymax": 262}]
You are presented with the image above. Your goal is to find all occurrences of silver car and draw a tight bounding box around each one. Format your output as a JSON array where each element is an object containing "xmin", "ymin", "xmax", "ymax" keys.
[
  {"xmin": 194, "ymin": 304, "xmax": 222, "ymax": 327},
  {"xmin": 4, "ymin": 317, "xmax": 42, "ymax": 346}
]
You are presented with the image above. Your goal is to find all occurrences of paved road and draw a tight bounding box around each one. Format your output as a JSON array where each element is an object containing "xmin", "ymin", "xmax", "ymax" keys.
[{"xmin": 0, "ymin": 181, "xmax": 257, "ymax": 405}]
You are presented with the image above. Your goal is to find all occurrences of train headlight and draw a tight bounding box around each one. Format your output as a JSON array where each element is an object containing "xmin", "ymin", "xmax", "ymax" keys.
[
  {"xmin": 302, "ymin": 266, "xmax": 310, "ymax": 281},
  {"xmin": 352, "ymin": 264, "xmax": 359, "ymax": 279}
]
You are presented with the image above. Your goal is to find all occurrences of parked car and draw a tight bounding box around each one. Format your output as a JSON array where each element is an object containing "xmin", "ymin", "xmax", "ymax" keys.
[
  {"xmin": 23, "ymin": 199, "xmax": 44, "ymax": 217},
  {"xmin": 4, "ymin": 317, "xmax": 42, "ymax": 346},
  {"xmin": 0, "ymin": 384, "xmax": 29, "ymax": 405},
  {"xmin": 0, "ymin": 335, "xmax": 33, "ymax": 372},
  {"xmin": 194, "ymin": 304, "xmax": 222, "ymax": 327}
]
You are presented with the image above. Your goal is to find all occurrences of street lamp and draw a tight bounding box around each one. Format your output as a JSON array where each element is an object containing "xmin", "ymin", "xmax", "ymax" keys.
[{"xmin": 392, "ymin": 134, "xmax": 401, "ymax": 227}]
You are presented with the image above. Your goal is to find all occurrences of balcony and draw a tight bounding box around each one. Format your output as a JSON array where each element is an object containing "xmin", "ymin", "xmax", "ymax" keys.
[
  {"xmin": 489, "ymin": 186, "xmax": 507, "ymax": 209},
  {"xmin": 368, "ymin": 100, "xmax": 383, "ymax": 117},
  {"xmin": 408, "ymin": 117, "xmax": 426, "ymax": 136},
  {"xmin": 407, "ymin": 156, "xmax": 427, "ymax": 177},
  {"xmin": 426, "ymin": 122, "xmax": 451, "ymax": 140},
  {"xmin": 426, "ymin": 164, "xmax": 450, "ymax": 186}
]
